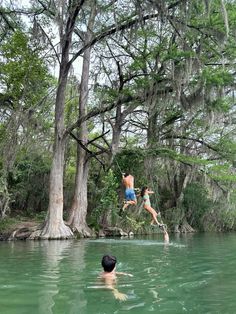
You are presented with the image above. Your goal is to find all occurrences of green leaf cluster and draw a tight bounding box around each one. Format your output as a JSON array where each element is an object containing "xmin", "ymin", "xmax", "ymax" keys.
[{"xmin": 202, "ymin": 68, "xmax": 234, "ymax": 87}]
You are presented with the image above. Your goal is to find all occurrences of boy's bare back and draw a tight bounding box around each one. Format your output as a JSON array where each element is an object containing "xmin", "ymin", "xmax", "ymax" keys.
[{"xmin": 122, "ymin": 174, "xmax": 134, "ymax": 189}]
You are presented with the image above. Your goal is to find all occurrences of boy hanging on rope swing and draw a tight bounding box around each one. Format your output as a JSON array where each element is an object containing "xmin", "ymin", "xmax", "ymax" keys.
[{"xmin": 122, "ymin": 173, "xmax": 137, "ymax": 211}]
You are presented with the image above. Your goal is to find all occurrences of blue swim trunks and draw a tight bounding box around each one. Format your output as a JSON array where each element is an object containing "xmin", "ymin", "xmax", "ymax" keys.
[{"xmin": 125, "ymin": 188, "xmax": 136, "ymax": 201}]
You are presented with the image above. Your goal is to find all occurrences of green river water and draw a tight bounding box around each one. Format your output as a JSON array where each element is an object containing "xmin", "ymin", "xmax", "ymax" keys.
[{"xmin": 0, "ymin": 233, "xmax": 236, "ymax": 314}]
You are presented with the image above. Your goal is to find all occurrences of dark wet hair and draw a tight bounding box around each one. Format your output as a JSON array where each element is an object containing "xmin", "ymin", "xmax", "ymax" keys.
[
  {"xmin": 101, "ymin": 255, "xmax": 117, "ymax": 272},
  {"xmin": 140, "ymin": 186, "xmax": 148, "ymax": 197},
  {"xmin": 124, "ymin": 173, "xmax": 129, "ymax": 177}
]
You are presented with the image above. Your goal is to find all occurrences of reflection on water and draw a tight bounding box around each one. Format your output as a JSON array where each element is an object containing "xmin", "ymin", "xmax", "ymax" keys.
[
  {"xmin": 0, "ymin": 233, "xmax": 236, "ymax": 313},
  {"xmin": 38, "ymin": 241, "xmax": 74, "ymax": 314},
  {"xmin": 88, "ymin": 238, "xmax": 186, "ymax": 247}
]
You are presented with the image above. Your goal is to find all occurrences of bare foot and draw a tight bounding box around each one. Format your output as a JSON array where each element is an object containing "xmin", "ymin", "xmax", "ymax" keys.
[{"xmin": 122, "ymin": 201, "xmax": 128, "ymax": 211}]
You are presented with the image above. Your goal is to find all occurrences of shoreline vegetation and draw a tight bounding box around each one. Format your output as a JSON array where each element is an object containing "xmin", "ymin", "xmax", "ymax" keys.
[
  {"xmin": 0, "ymin": 216, "xmax": 167, "ymax": 241},
  {"xmin": 0, "ymin": 216, "xmax": 201, "ymax": 241}
]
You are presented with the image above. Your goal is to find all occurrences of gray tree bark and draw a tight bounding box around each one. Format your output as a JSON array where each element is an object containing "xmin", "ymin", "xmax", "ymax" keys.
[
  {"xmin": 68, "ymin": 3, "xmax": 96, "ymax": 237},
  {"xmin": 38, "ymin": 2, "xmax": 85, "ymax": 239}
]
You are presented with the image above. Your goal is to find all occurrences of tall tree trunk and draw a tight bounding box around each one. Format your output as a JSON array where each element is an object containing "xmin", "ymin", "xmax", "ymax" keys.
[
  {"xmin": 40, "ymin": 71, "xmax": 74, "ymax": 239},
  {"xmin": 68, "ymin": 4, "xmax": 96, "ymax": 237},
  {"xmin": 38, "ymin": 2, "xmax": 85, "ymax": 239},
  {"xmin": 0, "ymin": 174, "xmax": 10, "ymax": 219}
]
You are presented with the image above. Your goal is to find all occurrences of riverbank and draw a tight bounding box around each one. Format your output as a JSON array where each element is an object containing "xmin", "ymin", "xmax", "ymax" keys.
[
  {"xmin": 0, "ymin": 217, "xmax": 170, "ymax": 240},
  {"xmin": 0, "ymin": 218, "xmax": 41, "ymax": 240}
]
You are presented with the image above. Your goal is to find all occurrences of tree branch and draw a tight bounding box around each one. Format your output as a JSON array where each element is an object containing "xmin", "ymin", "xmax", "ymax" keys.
[
  {"xmin": 69, "ymin": 131, "xmax": 105, "ymax": 168},
  {"xmin": 162, "ymin": 135, "xmax": 218, "ymax": 152},
  {"xmin": 67, "ymin": 12, "xmax": 160, "ymax": 69},
  {"xmin": 87, "ymin": 130, "xmax": 110, "ymax": 145},
  {"xmin": 64, "ymin": 94, "xmax": 137, "ymax": 137},
  {"xmin": 35, "ymin": 19, "xmax": 61, "ymax": 64}
]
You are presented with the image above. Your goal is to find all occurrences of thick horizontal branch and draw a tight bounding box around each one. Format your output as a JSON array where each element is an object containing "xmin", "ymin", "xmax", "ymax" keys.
[
  {"xmin": 67, "ymin": 12, "xmax": 160, "ymax": 69},
  {"xmin": 162, "ymin": 135, "xmax": 218, "ymax": 152},
  {"xmin": 64, "ymin": 94, "xmax": 137, "ymax": 137},
  {"xmin": 87, "ymin": 130, "xmax": 110, "ymax": 146},
  {"xmin": 88, "ymin": 141, "xmax": 110, "ymax": 154}
]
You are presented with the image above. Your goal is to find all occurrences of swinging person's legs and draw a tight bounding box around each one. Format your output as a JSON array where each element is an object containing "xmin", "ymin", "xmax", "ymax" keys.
[
  {"xmin": 122, "ymin": 200, "xmax": 136, "ymax": 211},
  {"xmin": 144, "ymin": 205, "xmax": 169, "ymax": 241},
  {"xmin": 123, "ymin": 188, "xmax": 137, "ymax": 211},
  {"xmin": 163, "ymin": 230, "xmax": 169, "ymax": 243},
  {"xmin": 144, "ymin": 205, "xmax": 162, "ymax": 226}
]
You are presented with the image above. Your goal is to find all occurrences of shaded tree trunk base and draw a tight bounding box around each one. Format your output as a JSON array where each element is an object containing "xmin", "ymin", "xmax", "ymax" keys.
[
  {"xmin": 30, "ymin": 221, "xmax": 74, "ymax": 240},
  {"xmin": 102, "ymin": 226, "xmax": 128, "ymax": 237},
  {"xmin": 71, "ymin": 224, "xmax": 93, "ymax": 238},
  {"xmin": 174, "ymin": 224, "xmax": 181, "ymax": 233},
  {"xmin": 180, "ymin": 220, "xmax": 195, "ymax": 233}
]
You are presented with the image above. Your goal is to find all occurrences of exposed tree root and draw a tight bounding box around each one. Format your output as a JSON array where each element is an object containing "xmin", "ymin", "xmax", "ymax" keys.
[
  {"xmin": 71, "ymin": 224, "xmax": 93, "ymax": 238},
  {"xmin": 180, "ymin": 220, "xmax": 195, "ymax": 233},
  {"xmin": 174, "ymin": 224, "xmax": 181, "ymax": 233},
  {"xmin": 6, "ymin": 222, "xmax": 41, "ymax": 240},
  {"xmin": 28, "ymin": 221, "xmax": 74, "ymax": 240}
]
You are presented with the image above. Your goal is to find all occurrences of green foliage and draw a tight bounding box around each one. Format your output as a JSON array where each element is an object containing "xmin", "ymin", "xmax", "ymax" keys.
[
  {"xmin": 202, "ymin": 201, "xmax": 236, "ymax": 232},
  {"xmin": 165, "ymin": 207, "xmax": 185, "ymax": 227},
  {"xmin": 207, "ymin": 98, "xmax": 231, "ymax": 113},
  {"xmin": 0, "ymin": 30, "xmax": 52, "ymax": 105},
  {"xmin": 129, "ymin": 56, "xmax": 147, "ymax": 71},
  {"xmin": 149, "ymin": 147, "xmax": 214, "ymax": 166},
  {"xmin": 114, "ymin": 149, "xmax": 146, "ymax": 188},
  {"xmin": 8, "ymin": 151, "xmax": 51, "ymax": 215},
  {"xmin": 120, "ymin": 214, "xmax": 146, "ymax": 233},
  {"xmin": 96, "ymin": 86, "xmax": 119, "ymax": 103},
  {"xmin": 201, "ymin": 68, "xmax": 234, "ymax": 87},
  {"xmin": 90, "ymin": 169, "xmax": 119, "ymax": 229},
  {"xmin": 164, "ymin": 45, "xmax": 195, "ymax": 62},
  {"xmin": 207, "ymin": 157, "xmax": 236, "ymax": 183},
  {"xmin": 219, "ymin": 208, "xmax": 236, "ymax": 230},
  {"xmin": 183, "ymin": 182, "xmax": 212, "ymax": 229},
  {"xmin": 0, "ymin": 217, "xmax": 18, "ymax": 233}
]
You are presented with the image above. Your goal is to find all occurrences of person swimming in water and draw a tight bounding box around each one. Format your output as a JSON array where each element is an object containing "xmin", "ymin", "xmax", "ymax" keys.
[{"xmin": 100, "ymin": 255, "xmax": 133, "ymax": 301}]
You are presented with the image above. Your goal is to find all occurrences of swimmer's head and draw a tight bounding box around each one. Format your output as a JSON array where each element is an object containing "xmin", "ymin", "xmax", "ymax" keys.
[{"xmin": 101, "ymin": 255, "xmax": 117, "ymax": 272}]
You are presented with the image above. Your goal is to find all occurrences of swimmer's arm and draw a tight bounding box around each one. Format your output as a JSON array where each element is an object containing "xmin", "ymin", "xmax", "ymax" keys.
[
  {"xmin": 101, "ymin": 274, "xmax": 130, "ymax": 301},
  {"xmin": 112, "ymin": 288, "xmax": 128, "ymax": 301},
  {"xmin": 116, "ymin": 271, "xmax": 133, "ymax": 277},
  {"xmin": 105, "ymin": 282, "xmax": 128, "ymax": 301},
  {"xmin": 148, "ymin": 190, "xmax": 154, "ymax": 194}
]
